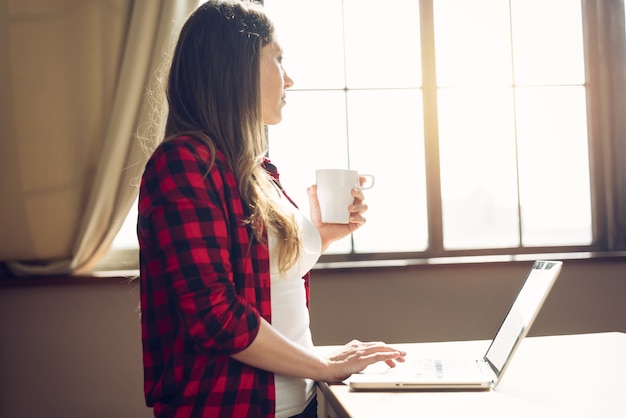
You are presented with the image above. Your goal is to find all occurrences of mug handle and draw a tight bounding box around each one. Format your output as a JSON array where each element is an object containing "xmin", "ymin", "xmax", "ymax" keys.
[{"xmin": 358, "ymin": 174, "xmax": 375, "ymax": 190}]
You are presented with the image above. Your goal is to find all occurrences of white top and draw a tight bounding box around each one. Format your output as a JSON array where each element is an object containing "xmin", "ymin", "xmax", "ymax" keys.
[{"xmin": 268, "ymin": 188, "xmax": 322, "ymax": 418}]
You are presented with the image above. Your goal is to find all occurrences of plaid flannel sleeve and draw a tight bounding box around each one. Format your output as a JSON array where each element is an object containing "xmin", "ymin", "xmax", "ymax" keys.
[{"xmin": 140, "ymin": 139, "xmax": 261, "ymax": 356}]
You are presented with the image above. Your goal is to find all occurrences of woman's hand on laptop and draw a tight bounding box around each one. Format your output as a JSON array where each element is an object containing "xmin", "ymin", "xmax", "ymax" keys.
[{"xmin": 324, "ymin": 340, "xmax": 407, "ymax": 382}]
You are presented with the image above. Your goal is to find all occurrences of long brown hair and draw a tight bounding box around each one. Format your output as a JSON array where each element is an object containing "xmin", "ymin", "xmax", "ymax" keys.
[{"xmin": 164, "ymin": 0, "xmax": 301, "ymax": 273}]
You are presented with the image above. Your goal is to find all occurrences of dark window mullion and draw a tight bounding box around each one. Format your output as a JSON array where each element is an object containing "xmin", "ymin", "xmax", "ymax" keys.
[{"xmin": 581, "ymin": 0, "xmax": 626, "ymax": 251}]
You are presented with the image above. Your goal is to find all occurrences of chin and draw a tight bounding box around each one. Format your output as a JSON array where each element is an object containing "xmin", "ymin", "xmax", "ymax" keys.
[{"xmin": 263, "ymin": 114, "xmax": 283, "ymax": 125}]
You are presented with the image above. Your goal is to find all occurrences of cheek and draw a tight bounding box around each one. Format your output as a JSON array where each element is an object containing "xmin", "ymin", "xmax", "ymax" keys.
[
  {"xmin": 260, "ymin": 74, "xmax": 276, "ymax": 100},
  {"xmin": 261, "ymin": 63, "xmax": 282, "ymax": 90}
]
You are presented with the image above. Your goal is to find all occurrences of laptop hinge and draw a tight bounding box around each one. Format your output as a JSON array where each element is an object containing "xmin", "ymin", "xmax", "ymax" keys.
[{"xmin": 477, "ymin": 359, "xmax": 498, "ymax": 383}]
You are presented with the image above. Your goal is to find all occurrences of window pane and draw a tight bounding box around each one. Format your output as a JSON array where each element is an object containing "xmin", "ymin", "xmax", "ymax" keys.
[
  {"xmin": 346, "ymin": 89, "xmax": 428, "ymax": 253},
  {"xmin": 267, "ymin": 91, "xmax": 351, "ymax": 254},
  {"xmin": 263, "ymin": 0, "xmax": 345, "ymax": 89},
  {"xmin": 438, "ymin": 88, "xmax": 520, "ymax": 249},
  {"xmin": 111, "ymin": 198, "xmax": 138, "ymax": 249},
  {"xmin": 515, "ymin": 86, "xmax": 592, "ymax": 245},
  {"xmin": 511, "ymin": 0, "xmax": 585, "ymax": 85},
  {"xmin": 343, "ymin": 0, "xmax": 422, "ymax": 88},
  {"xmin": 269, "ymin": 89, "xmax": 429, "ymax": 254},
  {"xmin": 434, "ymin": 0, "xmax": 513, "ymax": 86},
  {"xmin": 107, "ymin": 0, "xmax": 598, "ymax": 267}
]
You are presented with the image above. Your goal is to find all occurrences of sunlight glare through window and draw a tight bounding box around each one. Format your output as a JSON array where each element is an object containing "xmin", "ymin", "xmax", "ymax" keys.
[{"xmin": 111, "ymin": 0, "xmax": 593, "ymax": 255}]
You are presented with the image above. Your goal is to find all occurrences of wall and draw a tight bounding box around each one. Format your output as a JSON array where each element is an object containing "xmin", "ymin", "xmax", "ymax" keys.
[
  {"xmin": 0, "ymin": 277, "xmax": 148, "ymax": 418},
  {"xmin": 0, "ymin": 258, "xmax": 624, "ymax": 418},
  {"xmin": 309, "ymin": 258, "xmax": 626, "ymax": 345}
]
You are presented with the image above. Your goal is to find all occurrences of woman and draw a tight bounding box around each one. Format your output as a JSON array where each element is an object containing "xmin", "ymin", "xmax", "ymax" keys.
[{"xmin": 137, "ymin": 1, "xmax": 406, "ymax": 417}]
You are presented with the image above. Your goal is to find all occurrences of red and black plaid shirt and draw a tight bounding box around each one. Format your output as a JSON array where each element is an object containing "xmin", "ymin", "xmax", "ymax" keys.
[{"xmin": 138, "ymin": 136, "xmax": 309, "ymax": 417}]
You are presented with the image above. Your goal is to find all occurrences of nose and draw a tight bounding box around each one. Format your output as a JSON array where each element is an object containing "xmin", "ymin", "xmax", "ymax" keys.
[{"xmin": 284, "ymin": 70, "xmax": 294, "ymax": 89}]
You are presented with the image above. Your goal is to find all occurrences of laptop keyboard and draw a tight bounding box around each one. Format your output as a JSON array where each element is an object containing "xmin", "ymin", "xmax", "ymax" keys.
[{"xmin": 416, "ymin": 359, "xmax": 454, "ymax": 378}]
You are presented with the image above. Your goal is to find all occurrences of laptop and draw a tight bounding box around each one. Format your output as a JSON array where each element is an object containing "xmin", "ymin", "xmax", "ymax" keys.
[{"xmin": 348, "ymin": 260, "xmax": 563, "ymax": 391}]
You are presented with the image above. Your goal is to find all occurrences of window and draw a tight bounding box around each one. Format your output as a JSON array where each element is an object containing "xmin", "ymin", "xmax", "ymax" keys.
[
  {"xmin": 263, "ymin": 0, "xmax": 626, "ymax": 263},
  {"xmin": 102, "ymin": 0, "xmax": 626, "ymax": 270}
]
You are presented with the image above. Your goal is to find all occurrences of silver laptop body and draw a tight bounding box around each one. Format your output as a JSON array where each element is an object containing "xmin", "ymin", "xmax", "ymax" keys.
[{"xmin": 348, "ymin": 260, "xmax": 563, "ymax": 391}]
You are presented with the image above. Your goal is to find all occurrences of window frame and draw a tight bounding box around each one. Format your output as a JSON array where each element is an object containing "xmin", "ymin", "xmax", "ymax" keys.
[
  {"xmin": 95, "ymin": 0, "xmax": 626, "ymax": 273},
  {"xmin": 315, "ymin": 0, "xmax": 626, "ymax": 266},
  {"xmin": 582, "ymin": 0, "xmax": 626, "ymax": 253}
]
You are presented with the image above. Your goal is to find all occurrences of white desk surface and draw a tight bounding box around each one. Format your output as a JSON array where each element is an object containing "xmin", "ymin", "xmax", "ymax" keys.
[{"xmin": 316, "ymin": 332, "xmax": 626, "ymax": 418}]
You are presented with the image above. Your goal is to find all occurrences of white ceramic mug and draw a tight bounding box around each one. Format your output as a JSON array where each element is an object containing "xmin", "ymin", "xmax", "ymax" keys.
[{"xmin": 315, "ymin": 169, "xmax": 375, "ymax": 224}]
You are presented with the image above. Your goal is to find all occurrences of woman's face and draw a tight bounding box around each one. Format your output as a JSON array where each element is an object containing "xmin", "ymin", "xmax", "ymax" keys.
[{"xmin": 259, "ymin": 39, "xmax": 294, "ymax": 125}]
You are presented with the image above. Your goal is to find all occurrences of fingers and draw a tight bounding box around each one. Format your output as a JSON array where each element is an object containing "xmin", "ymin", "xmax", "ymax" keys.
[
  {"xmin": 348, "ymin": 203, "xmax": 367, "ymax": 226},
  {"xmin": 357, "ymin": 344, "xmax": 407, "ymax": 363},
  {"xmin": 351, "ymin": 187, "xmax": 365, "ymax": 203},
  {"xmin": 332, "ymin": 341, "xmax": 405, "ymax": 362},
  {"xmin": 327, "ymin": 341, "xmax": 407, "ymax": 381},
  {"xmin": 358, "ymin": 349, "xmax": 406, "ymax": 366},
  {"xmin": 350, "ymin": 186, "xmax": 368, "ymax": 220},
  {"xmin": 349, "ymin": 188, "xmax": 368, "ymax": 224},
  {"xmin": 309, "ymin": 183, "xmax": 367, "ymax": 216}
]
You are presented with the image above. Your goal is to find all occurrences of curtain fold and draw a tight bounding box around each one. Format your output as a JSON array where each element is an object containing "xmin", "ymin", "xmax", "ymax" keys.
[{"xmin": 0, "ymin": 0, "xmax": 197, "ymax": 276}]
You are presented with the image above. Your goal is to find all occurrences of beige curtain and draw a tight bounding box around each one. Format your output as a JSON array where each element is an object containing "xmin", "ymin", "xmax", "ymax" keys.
[{"xmin": 0, "ymin": 0, "xmax": 197, "ymax": 276}]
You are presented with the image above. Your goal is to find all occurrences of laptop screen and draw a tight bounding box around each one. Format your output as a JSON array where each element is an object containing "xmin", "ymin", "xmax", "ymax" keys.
[{"xmin": 484, "ymin": 260, "xmax": 562, "ymax": 377}]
